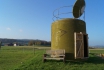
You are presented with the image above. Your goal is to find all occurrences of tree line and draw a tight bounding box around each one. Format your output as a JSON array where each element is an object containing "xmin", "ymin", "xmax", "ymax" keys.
[
  {"xmin": 0, "ymin": 38, "xmax": 51, "ymax": 46},
  {"xmin": 28, "ymin": 40, "xmax": 51, "ymax": 46}
]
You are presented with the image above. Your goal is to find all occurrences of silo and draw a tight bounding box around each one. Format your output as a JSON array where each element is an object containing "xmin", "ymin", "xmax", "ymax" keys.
[
  {"xmin": 51, "ymin": 18, "xmax": 86, "ymax": 59},
  {"xmin": 51, "ymin": 0, "xmax": 88, "ymax": 60}
]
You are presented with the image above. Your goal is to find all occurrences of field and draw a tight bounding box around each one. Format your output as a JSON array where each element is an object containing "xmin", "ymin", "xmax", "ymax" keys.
[{"xmin": 0, "ymin": 46, "xmax": 104, "ymax": 70}]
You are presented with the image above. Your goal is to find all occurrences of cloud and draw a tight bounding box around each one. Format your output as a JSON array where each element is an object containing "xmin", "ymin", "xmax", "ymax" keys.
[
  {"xmin": 6, "ymin": 27, "xmax": 11, "ymax": 31},
  {"xmin": 19, "ymin": 29, "xmax": 23, "ymax": 32}
]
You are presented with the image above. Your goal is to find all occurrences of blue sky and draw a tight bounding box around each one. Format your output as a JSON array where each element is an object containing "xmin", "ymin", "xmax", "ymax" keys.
[{"xmin": 0, "ymin": 0, "xmax": 104, "ymax": 46}]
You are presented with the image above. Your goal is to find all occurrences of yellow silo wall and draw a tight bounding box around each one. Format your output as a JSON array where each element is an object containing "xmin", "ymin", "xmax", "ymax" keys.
[{"xmin": 51, "ymin": 18, "xmax": 86, "ymax": 59}]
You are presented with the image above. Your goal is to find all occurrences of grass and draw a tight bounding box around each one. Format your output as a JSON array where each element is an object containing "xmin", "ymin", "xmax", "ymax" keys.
[
  {"xmin": 0, "ymin": 46, "xmax": 104, "ymax": 70},
  {"xmin": 0, "ymin": 46, "xmax": 38, "ymax": 70}
]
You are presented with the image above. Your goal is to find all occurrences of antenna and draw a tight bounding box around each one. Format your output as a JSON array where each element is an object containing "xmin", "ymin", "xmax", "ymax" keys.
[
  {"xmin": 53, "ymin": 0, "xmax": 86, "ymax": 21},
  {"xmin": 73, "ymin": 0, "xmax": 86, "ymax": 18}
]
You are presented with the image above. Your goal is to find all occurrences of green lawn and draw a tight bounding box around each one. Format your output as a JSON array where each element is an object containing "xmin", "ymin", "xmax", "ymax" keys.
[{"xmin": 0, "ymin": 46, "xmax": 104, "ymax": 70}]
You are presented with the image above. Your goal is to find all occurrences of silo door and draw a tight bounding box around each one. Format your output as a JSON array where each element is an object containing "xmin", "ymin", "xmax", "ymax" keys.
[{"xmin": 74, "ymin": 32, "xmax": 84, "ymax": 59}]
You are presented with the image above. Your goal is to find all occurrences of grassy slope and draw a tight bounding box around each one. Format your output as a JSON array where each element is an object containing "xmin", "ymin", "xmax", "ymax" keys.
[
  {"xmin": 0, "ymin": 46, "xmax": 36, "ymax": 70},
  {"xmin": 17, "ymin": 48, "xmax": 104, "ymax": 70},
  {"xmin": 1, "ymin": 46, "xmax": 104, "ymax": 70}
]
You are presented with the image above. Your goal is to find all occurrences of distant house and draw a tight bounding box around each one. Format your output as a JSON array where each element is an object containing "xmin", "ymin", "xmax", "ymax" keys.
[
  {"xmin": 14, "ymin": 42, "xmax": 19, "ymax": 46},
  {"xmin": 14, "ymin": 43, "xmax": 17, "ymax": 46}
]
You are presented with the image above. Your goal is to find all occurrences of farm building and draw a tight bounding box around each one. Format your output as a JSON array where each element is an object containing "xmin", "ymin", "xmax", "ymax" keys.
[{"xmin": 51, "ymin": 0, "xmax": 88, "ymax": 60}]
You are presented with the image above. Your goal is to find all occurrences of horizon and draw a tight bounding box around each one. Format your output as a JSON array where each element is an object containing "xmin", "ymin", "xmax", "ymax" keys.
[{"xmin": 0, "ymin": 38, "xmax": 104, "ymax": 47}]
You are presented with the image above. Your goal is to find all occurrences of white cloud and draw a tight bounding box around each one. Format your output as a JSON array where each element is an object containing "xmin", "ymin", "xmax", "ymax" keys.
[
  {"xmin": 6, "ymin": 27, "xmax": 11, "ymax": 31},
  {"xmin": 19, "ymin": 29, "xmax": 23, "ymax": 32}
]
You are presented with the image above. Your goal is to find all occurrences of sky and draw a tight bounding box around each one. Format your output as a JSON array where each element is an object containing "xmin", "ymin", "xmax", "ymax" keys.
[{"xmin": 0, "ymin": 0, "xmax": 104, "ymax": 46}]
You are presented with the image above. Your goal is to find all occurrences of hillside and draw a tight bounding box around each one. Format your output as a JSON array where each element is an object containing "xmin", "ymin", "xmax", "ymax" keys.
[{"xmin": 0, "ymin": 38, "xmax": 50, "ymax": 46}]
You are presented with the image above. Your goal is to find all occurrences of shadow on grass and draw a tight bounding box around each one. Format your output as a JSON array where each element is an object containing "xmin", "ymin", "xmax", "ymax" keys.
[
  {"xmin": 65, "ymin": 53, "xmax": 104, "ymax": 64},
  {"xmin": 44, "ymin": 53, "xmax": 104, "ymax": 65},
  {"xmin": 84, "ymin": 53, "xmax": 104, "ymax": 64}
]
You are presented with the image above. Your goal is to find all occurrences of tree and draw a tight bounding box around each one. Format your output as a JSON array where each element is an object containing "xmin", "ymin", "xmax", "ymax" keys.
[
  {"xmin": 0, "ymin": 41, "xmax": 2, "ymax": 50},
  {"xmin": 28, "ymin": 40, "xmax": 34, "ymax": 46}
]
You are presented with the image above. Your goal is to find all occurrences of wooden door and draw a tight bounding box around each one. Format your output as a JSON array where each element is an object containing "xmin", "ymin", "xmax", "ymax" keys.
[{"xmin": 74, "ymin": 32, "xmax": 84, "ymax": 59}]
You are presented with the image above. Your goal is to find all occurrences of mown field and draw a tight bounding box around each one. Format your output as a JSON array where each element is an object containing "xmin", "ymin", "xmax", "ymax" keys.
[{"xmin": 0, "ymin": 46, "xmax": 104, "ymax": 70}]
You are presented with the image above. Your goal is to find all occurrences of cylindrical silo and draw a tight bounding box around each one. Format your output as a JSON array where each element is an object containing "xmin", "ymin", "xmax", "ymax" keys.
[{"xmin": 51, "ymin": 18, "xmax": 86, "ymax": 59}]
